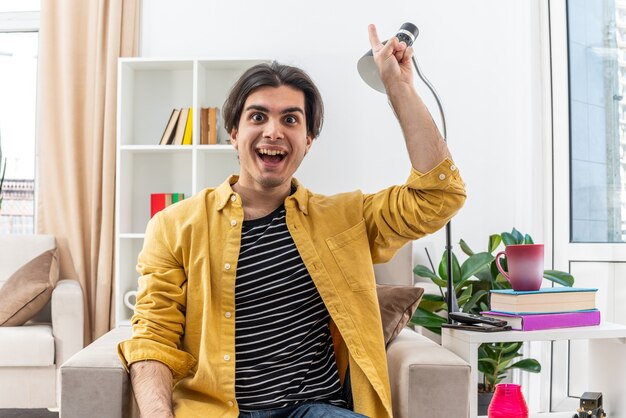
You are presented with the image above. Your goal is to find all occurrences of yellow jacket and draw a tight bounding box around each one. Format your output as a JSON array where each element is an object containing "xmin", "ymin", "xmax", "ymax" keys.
[{"xmin": 118, "ymin": 158, "xmax": 466, "ymax": 417}]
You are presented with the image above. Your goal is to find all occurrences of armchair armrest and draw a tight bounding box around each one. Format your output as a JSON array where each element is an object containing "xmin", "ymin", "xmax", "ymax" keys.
[
  {"xmin": 52, "ymin": 279, "xmax": 84, "ymax": 366},
  {"xmin": 386, "ymin": 328, "xmax": 470, "ymax": 418},
  {"xmin": 60, "ymin": 327, "xmax": 137, "ymax": 418}
]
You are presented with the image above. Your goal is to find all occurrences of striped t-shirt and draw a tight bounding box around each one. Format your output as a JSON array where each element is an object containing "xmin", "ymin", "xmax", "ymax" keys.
[{"xmin": 234, "ymin": 204, "xmax": 345, "ymax": 411}]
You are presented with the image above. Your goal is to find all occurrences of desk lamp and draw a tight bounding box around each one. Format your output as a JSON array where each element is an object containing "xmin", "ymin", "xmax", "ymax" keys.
[{"xmin": 358, "ymin": 22, "xmax": 458, "ymax": 321}]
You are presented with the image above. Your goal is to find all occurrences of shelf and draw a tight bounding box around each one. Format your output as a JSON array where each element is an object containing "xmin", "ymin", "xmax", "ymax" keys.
[
  {"xmin": 196, "ymin": 144, "xmax": 236, "ymax": 152},
  {"xmin": 115, "ymin": 58, "xmax": 270, "ymax": 327},
  {"xmin": 442, "ymin": 322, "xmax": 626, "ymax": 344},
  {"xmin": 120, "ymin": 145, "xmax": 193, "ymax": 153},
  {"xmin": 119, "ymin": 233, "xmax": 145, "ymax": 239}
]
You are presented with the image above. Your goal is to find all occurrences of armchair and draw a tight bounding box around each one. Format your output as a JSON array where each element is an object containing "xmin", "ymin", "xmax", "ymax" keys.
[
  {"xmin": 0, "ymin": 234, "xmax": 84, "ymax": 409},
  {"xmin": 60, "ymin": 244, "xmax": 470, "ymax": 417}
]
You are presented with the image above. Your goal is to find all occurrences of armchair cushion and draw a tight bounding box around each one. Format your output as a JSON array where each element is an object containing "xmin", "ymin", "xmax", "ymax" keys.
[
  {"xmin": 376, "ymin": 284, "xmax": 424, "ymax": 346},
  {"xmin": 0, "ymin": 249, "xmax": 59, "ymax": 326},
  {"xmin": 0, "ymin": 324, "xmax": 55, "ymax": 366}
]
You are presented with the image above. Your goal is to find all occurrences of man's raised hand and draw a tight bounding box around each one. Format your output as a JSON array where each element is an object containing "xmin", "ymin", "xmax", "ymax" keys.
[{"xmin": 367, "ymin": 24, "xmax": 414, "ymax": 90}]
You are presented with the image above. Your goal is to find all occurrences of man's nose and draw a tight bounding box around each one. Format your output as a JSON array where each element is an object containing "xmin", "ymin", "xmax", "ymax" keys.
[{"xmin": 263, "ymin": 119, "xmax": 283, "ymax": 140}]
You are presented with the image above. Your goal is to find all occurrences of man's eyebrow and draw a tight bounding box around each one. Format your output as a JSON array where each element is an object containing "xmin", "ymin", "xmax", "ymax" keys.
[{"xmin": 244, "ymin": 105, "xmax": 304, "ymax": 115}]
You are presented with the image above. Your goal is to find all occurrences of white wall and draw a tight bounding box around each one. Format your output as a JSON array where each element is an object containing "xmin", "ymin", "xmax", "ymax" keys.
[{"xmin": 140, "ymin": 0, "xmax": 547, "ymax": 264}]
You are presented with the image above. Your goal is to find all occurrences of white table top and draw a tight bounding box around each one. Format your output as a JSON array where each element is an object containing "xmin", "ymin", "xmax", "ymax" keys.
[{"xmin": 441, "ymin": 321, "xmax": 626, "ymax": 344}]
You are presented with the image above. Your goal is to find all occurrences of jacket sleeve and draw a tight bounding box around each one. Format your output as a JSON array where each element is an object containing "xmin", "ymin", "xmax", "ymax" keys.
[
  {"xmin": 363, "ymin": 158, "xmax": 466, "ymax": 264},
  {"xmin": 117, "ymin": 212, "xmax": 196, "ymax": 380}
]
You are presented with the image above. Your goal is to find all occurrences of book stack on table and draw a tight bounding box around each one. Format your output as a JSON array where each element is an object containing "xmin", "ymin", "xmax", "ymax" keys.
[{"xmin": 482, "ymin": 287, "xmax": 600, "ymax": 331}]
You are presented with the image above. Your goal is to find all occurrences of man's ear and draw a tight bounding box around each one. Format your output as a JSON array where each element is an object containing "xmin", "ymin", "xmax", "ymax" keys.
[
  {"xmin": 230, "ymin": 129, "xmax": 239, "ymax": 150},
  {"xmin": 304, "ymin": 134, "xmax": 313, "ymax": 155}
]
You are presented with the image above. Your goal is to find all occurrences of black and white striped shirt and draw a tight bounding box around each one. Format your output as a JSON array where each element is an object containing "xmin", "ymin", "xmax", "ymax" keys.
[{"xmin": 234, "ymin": 204, "xmax": 345, "ymax": 411}]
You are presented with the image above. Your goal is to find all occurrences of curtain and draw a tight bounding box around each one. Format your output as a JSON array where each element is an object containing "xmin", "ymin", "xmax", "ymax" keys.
[{"xmin": 37, "ymin": 0, "xmax": 139, "ymax": 343}]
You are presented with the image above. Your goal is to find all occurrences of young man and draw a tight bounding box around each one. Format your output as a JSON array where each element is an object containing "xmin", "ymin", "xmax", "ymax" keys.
[{"xmin": 118, "ymin": 25, "xmax": 466, "ymax": 418}]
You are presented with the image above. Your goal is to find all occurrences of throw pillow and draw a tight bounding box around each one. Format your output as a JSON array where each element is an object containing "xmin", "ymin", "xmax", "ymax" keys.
[
  {"xmin": 0, "ymin": 249, "xmax": 59, "ymax": 326},
  {"xmin": 376, "ymin": 284, "xmax": 424, "ymax": 346}
]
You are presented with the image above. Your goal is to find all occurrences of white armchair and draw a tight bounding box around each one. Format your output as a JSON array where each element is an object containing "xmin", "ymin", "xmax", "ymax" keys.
[
  {"xmin": 0, "ymin": 235, "xmax": 84, "ymax": 409},
  {"xmin": 60, "ymin": 243, "xmax": 469, "ymax": 417}
]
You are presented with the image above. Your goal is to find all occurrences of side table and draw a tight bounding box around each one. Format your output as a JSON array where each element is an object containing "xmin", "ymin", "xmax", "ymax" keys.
[{"xmin": 441, "ymin": 321, "xmax": 626, "ymax": 417}]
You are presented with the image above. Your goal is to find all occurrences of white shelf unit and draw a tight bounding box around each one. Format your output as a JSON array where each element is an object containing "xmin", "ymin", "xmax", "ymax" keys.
[{"xmin": 115, "ymin": 58, "xmax": 268, "ymax": 326}]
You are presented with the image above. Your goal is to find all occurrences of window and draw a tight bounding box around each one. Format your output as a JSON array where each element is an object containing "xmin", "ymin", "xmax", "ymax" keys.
[
  {"xmin": 568, "ymin": 0, "xmax": 626, "ymax": 242},
  {"xmin": 0, "ymin": 1, "xmax": 40, "ymax": 234}
]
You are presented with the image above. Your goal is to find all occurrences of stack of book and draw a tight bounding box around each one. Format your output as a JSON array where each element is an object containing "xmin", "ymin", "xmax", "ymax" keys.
[
  {"xmin": 482, "ymin": 287, "xmax": 600, "ymax": 331},
  {"xmin": 151, "ymin": 193, "xmax": 185, "ymax": 218},
  {"xmin": 159, "ymin": 108, "xmax": 193, "ymax": 146}
]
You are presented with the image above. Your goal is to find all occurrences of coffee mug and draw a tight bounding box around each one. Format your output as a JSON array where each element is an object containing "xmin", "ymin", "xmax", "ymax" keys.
[
  {"xmin": 124, "ymin": 290, "xmax": 138, "ymax": 310},
  {"xmin": 495, "ymin": 244, "xmax": 544, "ymax": 291}
]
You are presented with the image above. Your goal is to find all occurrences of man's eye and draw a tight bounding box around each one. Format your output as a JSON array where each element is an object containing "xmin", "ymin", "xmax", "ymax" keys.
[
  {"xmin": 284, "ymin": 115, "xmax": 297, "ymax": 124},
  {"xmin": 251, "ymin": 113, "xmax": 265, "ymax": 122}
]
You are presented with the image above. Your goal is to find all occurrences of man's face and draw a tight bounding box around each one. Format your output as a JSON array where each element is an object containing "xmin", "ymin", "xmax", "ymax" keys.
[{"xmin": 230, "ymin": 85, "xmax": 313, "ymax": 191}]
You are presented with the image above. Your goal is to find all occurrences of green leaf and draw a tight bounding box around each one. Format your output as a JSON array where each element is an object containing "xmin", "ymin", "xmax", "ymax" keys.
[
  {"xmin": 457, "ymin": 285, "xmax": 473, "ymax": 306},
  {"xmin": 524, "ymin": 234, "xmax": 534, "ymax": 244},
  {"xmin": 477, "ymin": 360, "xmax": 495, "ymax": 375},
  {"xmin": 462, "ymin": 289, "xmax": 489, "ymax": 313},
  {"xmin": 413, "ymin": 265, "xmax": 439, "ymax": 281},
  {"xmin": 460, "ymin": 252, "xmax": 495, "ymax": 281},
  {"xmin": 438, "ymin": 251, "xmax": 462, "ymax": 284},
  {"xmin": 495, "ymin": 273, "xmax": 510, "ymax": 285},
  {"xmin": 488, "ymin": 234, "xmax": 502, "ymax": 253},
  {"xmin": 410, "ymin": 308, "xmax": 447, "ymax": 329},
  {"xmin": 474, "ymin": 268, "xmax": 493, "ymax": 282},
  {"xmin": 502, "ymin": 342, "xmax": 523, "ymax": 354},
  {"xmin": 506, "ymin": 358, "xmax": 541, "ymax": 373},
  {"xmin": 459, "ymin": 239, "xmax": 475, "ymax": 256},
  {"xmin": 422, "ymin": 293, "xmax": 444, "ymax": 302},
  {"xmin": 543, "ymin": 270, "xmax": 575, "ymax": 287},
  {"xmin": 419, "ymin": 294, "xmax": 446, "ymax": 313},
  {"xmin": 512, "ymin": 228, "xmax": 524, "ymax": 244},
  {"xmin": 501, "ymin": 232, "xmax": 516, "ymax": 246},
  {"xmin": 490, "ymin": 258, "xmax": 505, "ymax": 282},
  {"xmin": 478, "ymin": 358, "xmax": 499, "ymax": 367}
]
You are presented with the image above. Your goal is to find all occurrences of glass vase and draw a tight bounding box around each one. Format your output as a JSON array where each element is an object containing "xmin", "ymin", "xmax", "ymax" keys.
[{"xmin": 488, "ymin": 383, "xmax": 528, "ymax": 418}]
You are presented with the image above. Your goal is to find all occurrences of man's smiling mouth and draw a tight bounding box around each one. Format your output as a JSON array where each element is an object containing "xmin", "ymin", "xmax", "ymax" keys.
[{"xmin": 256, "ymin": 148, "xmax": 287, "ymax": 164}]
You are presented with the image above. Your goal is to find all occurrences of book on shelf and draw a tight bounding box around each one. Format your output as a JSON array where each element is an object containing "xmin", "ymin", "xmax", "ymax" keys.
[
  {"xmin": 171, "ymin": 108, "xmax": 189, "ymax": 146},
  {"xmin": 489, "ymin": 287, "xmax": 597, "ymax": 314},
  {"xmin": 209, "ymin": 107, "xmax": 219, "ymax": 144},
  {"xmin": 159, "ymin": 108, "xmax": 181, "ymax": 145},
  {"xmin": 481, "ymin": 309, "xmax": 601, "ymax": 331},
  {"xmin": 150, "ymin": 193, "xmax": 185, "ymax": 218},
  {"xmin": 200, "ymin": 107, "xmax": 209, "ymax": 145},
  {"xmin": 198, "ymin": 107, "xmax": 220, "ymax": 145},
  {"xmin": 182, "ymin": 108, "xmax": 193, "ymax": 145}
]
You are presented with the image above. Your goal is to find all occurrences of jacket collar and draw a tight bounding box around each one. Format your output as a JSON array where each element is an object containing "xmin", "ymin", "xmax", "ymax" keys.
[{"xmin": 215, "ymin": 175, "xmax": 309, "ymax": 215}]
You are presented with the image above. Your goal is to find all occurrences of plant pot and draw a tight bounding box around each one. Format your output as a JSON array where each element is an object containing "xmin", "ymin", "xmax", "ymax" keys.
[{"xmin": 477, "ymin": 385, "xmax": 494, "ymax": 416}]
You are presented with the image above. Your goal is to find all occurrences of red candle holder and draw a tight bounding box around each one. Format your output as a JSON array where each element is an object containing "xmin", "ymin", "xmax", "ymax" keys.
[{"xmin": 488, "ymin": 383, "xmax": 529, "ymax": 418}]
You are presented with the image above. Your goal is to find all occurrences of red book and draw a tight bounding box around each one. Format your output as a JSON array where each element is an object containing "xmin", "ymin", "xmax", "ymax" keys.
[{"xmin": 151, "ymin": 193, "xmax": 167, "ymax": 218}]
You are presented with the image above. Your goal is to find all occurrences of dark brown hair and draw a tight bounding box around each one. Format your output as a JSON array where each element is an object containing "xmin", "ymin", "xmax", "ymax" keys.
[{"xmin": 222, "ymin": 62, "xmax": 324, "ymax": 139}]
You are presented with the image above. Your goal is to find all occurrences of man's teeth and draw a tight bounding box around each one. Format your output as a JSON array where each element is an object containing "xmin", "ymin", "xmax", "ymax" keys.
[{"xmin": 257, "ymin": 149, "xmax": 286, "ymax": 156}]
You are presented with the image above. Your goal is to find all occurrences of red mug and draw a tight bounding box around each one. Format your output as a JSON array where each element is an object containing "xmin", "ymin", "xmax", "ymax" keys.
[{"xmin": 495, "ymin": 244, "xmax": 544, "ymax": 291}]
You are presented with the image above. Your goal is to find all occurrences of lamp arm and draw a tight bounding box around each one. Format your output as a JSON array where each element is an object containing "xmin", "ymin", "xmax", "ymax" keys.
[
  {"xmin": 411, "ymin": 55, "xmax": 447, "ymax": 140},
  {"xmin": 411, "ymin": 55, "xmax": 457, "ymax": 319}
]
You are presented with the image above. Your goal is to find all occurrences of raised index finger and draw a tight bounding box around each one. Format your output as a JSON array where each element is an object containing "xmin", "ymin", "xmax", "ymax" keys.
[{"xmin": 368, "ymin": 24, "xmax": 382, "ymax": 50}]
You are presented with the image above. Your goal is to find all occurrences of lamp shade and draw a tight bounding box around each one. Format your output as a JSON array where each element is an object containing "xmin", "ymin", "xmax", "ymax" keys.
[{"xmin": 357, "ymin": 22, "xmax": 419, "ymax": 94}]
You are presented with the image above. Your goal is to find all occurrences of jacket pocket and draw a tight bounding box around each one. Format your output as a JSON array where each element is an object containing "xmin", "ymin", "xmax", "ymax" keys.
[{"xmin": 326, "ymin": 220, "xmax": 374, "ymax": 291}]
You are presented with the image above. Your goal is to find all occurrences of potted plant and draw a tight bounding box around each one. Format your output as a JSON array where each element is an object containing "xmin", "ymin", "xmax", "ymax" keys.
[{"xmin": 411, "ymin": 228, "xmax": 574, "ymax": 414}]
